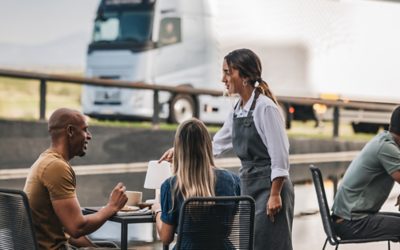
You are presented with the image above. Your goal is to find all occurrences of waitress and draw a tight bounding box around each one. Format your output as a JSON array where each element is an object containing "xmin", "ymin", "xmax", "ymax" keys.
[
  {"xmin": 213, "ymin": 48, "xmax": 294, "ymax": 250},
  {"xmin": 160, "ymin": 48, "xmax": 294, "ymax": 250}
]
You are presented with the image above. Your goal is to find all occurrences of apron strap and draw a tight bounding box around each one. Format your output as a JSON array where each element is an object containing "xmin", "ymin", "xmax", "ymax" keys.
[
  {"xmin": 247, "ymin": 89, "xmax": 261, "ymax": 117},
  {"xmin": 233, "ymin": 89, "xmax": 261, "ymax": 118}
]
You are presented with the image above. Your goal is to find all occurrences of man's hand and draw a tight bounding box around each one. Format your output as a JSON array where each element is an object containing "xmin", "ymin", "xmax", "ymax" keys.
[
  {"xmin": 107, "ymin": 182, "xmax": 128, "ymax": 213},
  {"xmin": 159, "ymin": 147, "xmax": 174, "ymax": 163},
  {"xmin": 266, "ymin": 194, "xmax": 282, "ymax": 223},
  {"xmin": 395, "ymin": 194, "xmax": 400, "ymax": 211}
]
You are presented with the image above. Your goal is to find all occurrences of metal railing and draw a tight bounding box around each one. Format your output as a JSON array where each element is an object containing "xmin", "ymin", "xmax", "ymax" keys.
[
  {"xmin": 0, "ymin": 68, "xmax": 397, "ymax": 136},
  {"xmin": 0, "ymin": 150, "xmax": 359, "ymax": 181},
  {"xmin": 0, "ymin": 68, "xmax": 222, "ymax": 125}
]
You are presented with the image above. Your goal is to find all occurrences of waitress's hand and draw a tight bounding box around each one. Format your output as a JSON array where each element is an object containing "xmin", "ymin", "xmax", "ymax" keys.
[
  {"xmin": 266, "ymin": 194, "xmax": 282, "ymax": 223},
  {"xmin": 159, "ymin": 147, "xmax": 174, "ymax": 163}
]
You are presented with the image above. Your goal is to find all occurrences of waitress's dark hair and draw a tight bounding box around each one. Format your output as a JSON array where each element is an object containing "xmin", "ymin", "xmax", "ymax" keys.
[{"xmin": 224, "ymin": 48, "xmax": 277, "ymax": 104}]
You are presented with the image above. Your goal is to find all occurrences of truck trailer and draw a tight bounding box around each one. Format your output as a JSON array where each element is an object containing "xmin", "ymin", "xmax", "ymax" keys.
[{"xmin": 82, "ymin": 0, "xmax": 400, "ymax": 133}]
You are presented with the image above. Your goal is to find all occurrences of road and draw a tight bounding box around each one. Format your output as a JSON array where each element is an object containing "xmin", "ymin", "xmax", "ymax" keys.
[{"xmin": 89, "ymin": 181, "xmax": 400, "ymax": 250}]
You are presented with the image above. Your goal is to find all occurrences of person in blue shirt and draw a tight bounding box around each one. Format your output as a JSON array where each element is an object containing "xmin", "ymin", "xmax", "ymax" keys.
[{"xmin": 152, "ymin": 118, "xmax": 240, "ymax": 247}]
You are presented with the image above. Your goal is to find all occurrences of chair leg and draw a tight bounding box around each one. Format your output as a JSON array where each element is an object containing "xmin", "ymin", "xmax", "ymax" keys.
[
  {"xmin": 335, "ymin": 243, "xmax": 339, "ymax": 250},
  {"xmin": 322, "ymin": 238, "xmax": 328, "ymax": 250},
  {"xmin": 388, "ymin": 240, "xmax": 390, "ymax": 250}
]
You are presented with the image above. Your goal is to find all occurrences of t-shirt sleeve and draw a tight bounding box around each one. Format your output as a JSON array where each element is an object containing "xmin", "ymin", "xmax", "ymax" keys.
[
  {"xmin": 41, "ymin": 160, "xmax": 76, "ymax": 201},
  {"xmin": 378, "ymin": 141, "xmax": 400, "ymax": 175},
  {"xmin": 160, "ymin": 179, "xmax": 177, "ymax": 226}
]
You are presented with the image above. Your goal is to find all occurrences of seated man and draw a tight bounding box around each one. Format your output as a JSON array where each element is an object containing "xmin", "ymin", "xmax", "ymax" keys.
[
  {"xmin": 331, "ymin": 106, "xmax": 400, "ymax": 239},
  {"xmin": 23, "ymin": 108, "xmax": 128, "ymax": 249}
]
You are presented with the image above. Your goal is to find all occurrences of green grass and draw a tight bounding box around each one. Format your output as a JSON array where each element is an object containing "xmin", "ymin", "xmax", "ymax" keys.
[
  {"xmin": 287, "ymin": 121, "xmax": 374, "ymax": 141},
  {"xmin": 0, "ymin": 76, "xmax": 374, "ymax": 141},
  {"xmin": 0, "ymin": 77, "xmax": 81, "ymax": 119},
  {"xmin": 88, "ymin": 119, "xmax": 222, "ymax": 133}
]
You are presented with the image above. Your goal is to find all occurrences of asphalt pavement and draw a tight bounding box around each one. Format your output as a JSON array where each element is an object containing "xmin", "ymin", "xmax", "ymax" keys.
[{"xmin": 90, "ymin": 182, "xmax": 400, "ymax": 250}]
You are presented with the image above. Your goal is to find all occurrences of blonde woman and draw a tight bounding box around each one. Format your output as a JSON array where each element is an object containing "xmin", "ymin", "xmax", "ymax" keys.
[{"xmin": 152, "ymin": 118, "xmax": 240, "ymax": 247}]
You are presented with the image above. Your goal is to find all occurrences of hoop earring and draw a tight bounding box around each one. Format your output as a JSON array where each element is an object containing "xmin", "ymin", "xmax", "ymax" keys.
[{"xmin": 242, "ymin": 80, "xmax": 248, "ymax": 86}]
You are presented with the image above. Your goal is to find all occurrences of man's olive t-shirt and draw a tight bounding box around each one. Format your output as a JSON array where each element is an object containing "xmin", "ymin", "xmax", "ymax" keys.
[
  {"xmin": 332, "ymin": 131, "xmax": 400, "ymax": 220},
  {"xmin": 24, "ymin": 149, "xmax": 76, "ymax": 250}
]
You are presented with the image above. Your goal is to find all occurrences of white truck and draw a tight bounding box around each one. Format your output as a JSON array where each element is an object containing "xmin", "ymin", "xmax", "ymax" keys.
[{"xmin": 82, "ymin": 0, "xmax": 400, "ymax": 133}]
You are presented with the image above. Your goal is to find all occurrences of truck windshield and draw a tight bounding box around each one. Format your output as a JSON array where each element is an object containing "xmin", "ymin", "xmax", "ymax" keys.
[{"xmin": 93, "ymin": 10, "xmax": 154, "ymax": 44}]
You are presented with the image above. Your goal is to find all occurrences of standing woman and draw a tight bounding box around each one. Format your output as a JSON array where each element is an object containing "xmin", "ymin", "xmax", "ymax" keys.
[
  {"xmin": 213, "ymin": 48, "xmax": 294, "ymax": 250},
  {"xmin": 160, "ymin": 48, "xmax": 294, "ymax": 250}
]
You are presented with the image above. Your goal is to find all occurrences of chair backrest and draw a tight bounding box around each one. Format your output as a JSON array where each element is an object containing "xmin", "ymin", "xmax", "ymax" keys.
[
  {"xmin": 175, "ymin": 196, "xmax": 255, "ymax": 250},
  {"xmin": 0, "ymin": 188, "xmax": 38, "ymax": 250},
  {"xmin": 309, "ymin": 166, "xmax": 339, "ymax": 245}
]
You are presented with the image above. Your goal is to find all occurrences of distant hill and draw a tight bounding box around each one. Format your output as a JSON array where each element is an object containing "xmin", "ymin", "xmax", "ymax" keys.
[{"xmin": 0, "ymin": 31, "xmax": 90, "ymax": 72}]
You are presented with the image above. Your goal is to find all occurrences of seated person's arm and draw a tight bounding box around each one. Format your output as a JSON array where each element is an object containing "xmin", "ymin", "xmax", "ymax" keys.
[
  {"xmin": 52, "ymin": 183, "xmax": 127, "ymax": 239},
  {"xmin": 392, "ymin": 170, "xmax": 400, "ymax": 183},
  {"xmin": 68, "ymin": 235, "xmax": 96, "ymax": 248},
  {"xmin": 153, "ymin": 203, "xmax": 175, "ymax": 245},
  {"xmin": 391, "ymin": 171, "xmax": 400, "ymax": 209}
]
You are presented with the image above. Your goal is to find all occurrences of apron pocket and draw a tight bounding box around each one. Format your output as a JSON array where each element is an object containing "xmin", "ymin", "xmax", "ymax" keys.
[{"xmin": 239, "ymin": 165, "xmax": 271, "ymax": 180}]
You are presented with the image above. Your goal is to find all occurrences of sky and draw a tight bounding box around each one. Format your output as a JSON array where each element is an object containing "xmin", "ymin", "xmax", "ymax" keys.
[
  {"xmin": 0, "ymin": 0, "xmax": 100, "ymax": 70},
  {"xmin": 0, "ymin": 0, "xmax": 99, "ymax": 45}
]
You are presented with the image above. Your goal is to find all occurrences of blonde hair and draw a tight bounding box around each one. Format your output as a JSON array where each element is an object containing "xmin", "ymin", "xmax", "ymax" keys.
[{"xmin": 171, "ymin": 118, "xmax": 216, "ymax": 205}]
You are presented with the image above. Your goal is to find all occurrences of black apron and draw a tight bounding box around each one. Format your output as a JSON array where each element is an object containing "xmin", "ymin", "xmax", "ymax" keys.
[{"xmin": 232, "ymin": 91, "xmax": 294, "ymax": 250}]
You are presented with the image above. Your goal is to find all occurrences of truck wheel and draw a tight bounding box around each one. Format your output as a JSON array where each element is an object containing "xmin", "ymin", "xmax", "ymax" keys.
[
  {"xmin": 351, "ymin": 122, "xmax": 379, "ymax": 134},
  {"xmin": 168, "ymin": 94, "xmax": 196, "ymax": 124}
]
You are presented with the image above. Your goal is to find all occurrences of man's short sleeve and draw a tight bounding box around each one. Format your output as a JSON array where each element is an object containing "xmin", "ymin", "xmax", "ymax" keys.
[
  {"xmin": 41, "ymin": 160, "xmax": 76, "ymax": 200},
  {"xmin": 378, "ymin": 142, "xmax": 400, "ymax": 175},
  {"xmin": 160, "ymin": 178, "xmax": 178, "ymax": 226}
]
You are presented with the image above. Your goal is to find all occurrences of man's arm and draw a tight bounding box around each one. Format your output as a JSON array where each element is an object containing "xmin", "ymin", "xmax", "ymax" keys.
[
  {"xmin": 68, "ymin": 236, "xmax": 96, "ymax": 248},
  {"xmin": 391, "ymin": 170, "xmax": 400, "ymax": 183},
  {"xmin": 390, "ymin": 170, "xmax": 400, "ymax": 210},
  {"xmin": 52, "ymin": 182, "xmax": 127, "ymax": 239}
]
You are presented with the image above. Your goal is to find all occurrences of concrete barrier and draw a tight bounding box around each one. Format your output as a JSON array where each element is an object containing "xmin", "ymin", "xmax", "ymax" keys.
[{"xmin": 0, "ymin": 119, "xmax": 368, "ymax": 206}]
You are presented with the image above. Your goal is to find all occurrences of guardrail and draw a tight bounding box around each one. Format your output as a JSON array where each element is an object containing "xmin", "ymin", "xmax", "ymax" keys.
[{"xmin": 0, "ymin": 68, "xmax": 397, "ymax": 136}]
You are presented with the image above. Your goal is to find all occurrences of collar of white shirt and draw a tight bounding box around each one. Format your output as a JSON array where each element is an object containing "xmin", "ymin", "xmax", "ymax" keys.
[{"xmin": 234, "ymin": 89, "xmax": 257, "ymax": 116}]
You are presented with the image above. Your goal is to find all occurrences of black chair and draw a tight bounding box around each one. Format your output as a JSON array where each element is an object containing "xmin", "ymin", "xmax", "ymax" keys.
[
  {"xmin": 0, "ymin": 188, "xmax": 38, "ymax": 250},
  {"xmin": 309, "ymin": 165, "xmax": 399, "ymax": 250},
  {"xmin": 164, "ymin": 196, "xmax": 255, "ymax": 250}
]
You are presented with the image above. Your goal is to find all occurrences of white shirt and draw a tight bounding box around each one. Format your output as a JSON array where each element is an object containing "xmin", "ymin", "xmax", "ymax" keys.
[{"xmin": 213, "ymin": 90, "xmax": 290, "ymax": 181}]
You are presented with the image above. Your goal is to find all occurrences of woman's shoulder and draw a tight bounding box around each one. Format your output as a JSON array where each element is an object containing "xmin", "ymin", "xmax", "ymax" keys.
[
  {"xmin": 214, "ymin": 168, "xmax": 240, "ymax": 183},
  {"xmin": 255, "ymin": 95, "xmax": 284, "ymax": 120},
  {"xmin": 214, "ymin": 168, "xmax": 240, "ymax": 196},
  {"xmin": 256, "ymin": 94, "xmax": 278, "ymax": 109},
  {"xmin": 161, "ymin": 176, "xmax": 176, "ymax": 189}
]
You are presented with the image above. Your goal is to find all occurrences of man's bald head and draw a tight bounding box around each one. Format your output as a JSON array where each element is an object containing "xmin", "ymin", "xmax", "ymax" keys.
[{"xmin": 48, "ymin": 108, "xmax": 85, "ymax": 138}]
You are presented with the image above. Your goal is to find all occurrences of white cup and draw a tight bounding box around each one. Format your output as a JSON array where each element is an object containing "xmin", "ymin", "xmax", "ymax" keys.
[{"xmin": 125, "ymin": 191, "xmax": 142, "ymax": 206}]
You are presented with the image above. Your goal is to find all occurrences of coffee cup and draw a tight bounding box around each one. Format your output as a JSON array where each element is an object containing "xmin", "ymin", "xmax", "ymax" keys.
[{"xmin": 125, "ymin": 191, "xmax": 142, "ymax": 206}]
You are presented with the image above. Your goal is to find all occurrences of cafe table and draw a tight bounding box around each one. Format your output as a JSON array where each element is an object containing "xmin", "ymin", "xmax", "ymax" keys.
[{"xmin": 83, "ymin": 207, "xmax": 156, "ymax": 250}]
